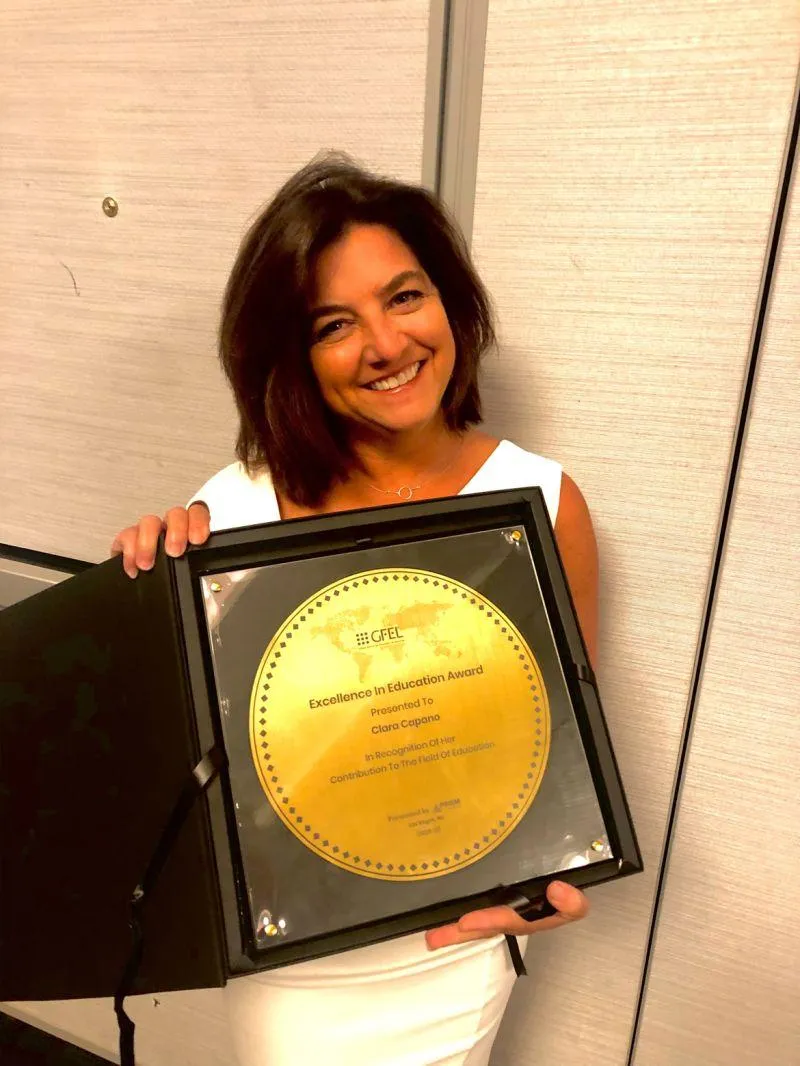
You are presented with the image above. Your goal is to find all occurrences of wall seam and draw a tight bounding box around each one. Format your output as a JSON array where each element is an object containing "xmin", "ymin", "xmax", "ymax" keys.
[
  {"xmin": 435, "ymin": 0, "xmax": 489, "ymax": 244},
  {"xmin": 421, "ymin": 0, "xmax": 450, "ymax": 192},
  {"xmin": 624, "ymin": 60, "xmax": 800, "ymax": 1066}
]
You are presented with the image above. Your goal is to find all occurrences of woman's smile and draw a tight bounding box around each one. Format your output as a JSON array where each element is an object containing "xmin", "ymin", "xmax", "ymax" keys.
[{"xmin": 362, "ymin": 358, "xmax": 427, "ymax": 393}]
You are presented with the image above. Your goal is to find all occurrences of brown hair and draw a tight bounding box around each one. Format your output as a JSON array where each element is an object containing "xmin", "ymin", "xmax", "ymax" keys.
[{"xmin": 219, "ymin": 154, "xmax": 495, "ymax": 506}]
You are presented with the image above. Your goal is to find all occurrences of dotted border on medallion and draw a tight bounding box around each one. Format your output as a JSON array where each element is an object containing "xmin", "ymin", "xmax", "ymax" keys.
[{"xmin": 251, "ymin": 568, "xmax": 549, "ymax": 878}]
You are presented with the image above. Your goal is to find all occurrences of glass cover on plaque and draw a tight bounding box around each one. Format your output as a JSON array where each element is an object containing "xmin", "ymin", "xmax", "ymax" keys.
[{"xmin": 200, "ymin": 526, "xmax": 609, "ymax": 951}]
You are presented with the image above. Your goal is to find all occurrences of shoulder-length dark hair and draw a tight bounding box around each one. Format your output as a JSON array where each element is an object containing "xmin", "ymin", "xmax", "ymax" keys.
[{"xmin": 219, "ymin": 154, "xmax": 495, "ymax": 506}]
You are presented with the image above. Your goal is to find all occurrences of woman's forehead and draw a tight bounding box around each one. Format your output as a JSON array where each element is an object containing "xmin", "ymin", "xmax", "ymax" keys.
[{"xmin": 313, "ymin": 224, "xmax": 424, "ymax": 300}]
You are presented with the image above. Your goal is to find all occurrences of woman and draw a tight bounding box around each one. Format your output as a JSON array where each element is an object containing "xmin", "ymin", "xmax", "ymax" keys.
[{"xmin": 112, "ymin": 156, "xmax": 596, "ymax": 1065}]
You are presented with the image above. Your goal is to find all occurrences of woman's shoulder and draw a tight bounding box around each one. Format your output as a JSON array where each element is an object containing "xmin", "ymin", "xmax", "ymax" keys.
[
  {"xmin": 467, "ymin": 439, "xmax": 562, "ymax": 521},
  {"xmin": 188, "ymin": 461, "xmax": 280, "ymax": 532}
]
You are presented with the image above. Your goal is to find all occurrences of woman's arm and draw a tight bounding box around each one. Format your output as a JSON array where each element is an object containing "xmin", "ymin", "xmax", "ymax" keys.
[{"xmin": 554, "ymin": 472, "xmax": 599, "ymax": 668}]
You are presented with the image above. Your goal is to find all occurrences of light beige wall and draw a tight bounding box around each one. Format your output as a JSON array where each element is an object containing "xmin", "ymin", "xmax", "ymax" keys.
[
  {"xmin": 471, "ymin": 3, "xmax": 800, "ymax": 1064},
  {"xmin": 632, "ymin": 130, "xmax": 800, "ymax": 1066},
  {"xmin": 0, "ymin": 0, "xmax": 431, "ymax": 563}
]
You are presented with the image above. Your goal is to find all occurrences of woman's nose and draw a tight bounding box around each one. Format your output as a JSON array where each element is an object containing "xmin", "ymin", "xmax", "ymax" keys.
[{"xmin": 363, "ymin": 313, "xmax": 407, "ymax": 363}]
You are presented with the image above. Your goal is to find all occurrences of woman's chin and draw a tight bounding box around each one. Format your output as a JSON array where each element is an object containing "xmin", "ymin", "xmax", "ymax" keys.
[
  {"xmin": 367, "ymin": 408, "xmax": 445, "ymax": 436},
  {"xmin": 363, "ymin": 389, "xmax": 449, "ymax": 434}
]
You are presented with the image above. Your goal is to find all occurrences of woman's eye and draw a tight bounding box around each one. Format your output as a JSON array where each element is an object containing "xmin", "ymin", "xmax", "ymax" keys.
[
  {"xmin": 391, "ymin": 289, "xmax": 425, "ymax": 308},
  {"xmin": 315, "ymin": 318, "xmax": 348, "ymax": 341}
]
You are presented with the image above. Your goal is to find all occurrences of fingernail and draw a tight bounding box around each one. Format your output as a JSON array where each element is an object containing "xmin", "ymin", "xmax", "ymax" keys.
[
  {"xmin": 139, "ymin": 559, "xmax": 154, "ymax": 571},
  {"xmin": 165, "ymin": 538, "xmax": 180, "ymax": 557},
  {"xmin": 125, "ymin": 567, "xmax": 138, "ymax": 580},
  {"xmin": 548, "ymin": 881, "xmax": 570, "ymax": 904}
]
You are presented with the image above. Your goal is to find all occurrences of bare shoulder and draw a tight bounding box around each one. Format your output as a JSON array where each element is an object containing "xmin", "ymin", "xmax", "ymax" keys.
[
  {"xmin": 556, "ymin": 472, "xmax": 594, "ymax": 530},
  {"xmin": 554, "ymin": 472, "xmax": 599, "ymax": 666},
  {"xmin": 554, "ymin": 471, "xmax": 597, "ymax": 566}
]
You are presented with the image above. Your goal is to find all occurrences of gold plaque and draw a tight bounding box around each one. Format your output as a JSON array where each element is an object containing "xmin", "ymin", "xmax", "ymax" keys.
[{"xmin": 249, "ymin": 568, "xmax": 550, "ymax": 881}]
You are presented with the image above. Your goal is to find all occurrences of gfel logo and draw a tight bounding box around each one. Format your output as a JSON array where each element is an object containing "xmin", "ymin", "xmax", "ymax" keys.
[{"xmin": 356, "ymin": 627, "xmax": 403, "ymax": 647}]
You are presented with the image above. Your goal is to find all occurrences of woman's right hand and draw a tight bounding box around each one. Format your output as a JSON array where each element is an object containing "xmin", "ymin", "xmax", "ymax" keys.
[{"xmin": 110, "ymin": 502, "xmax": 211, "ymax": 578}]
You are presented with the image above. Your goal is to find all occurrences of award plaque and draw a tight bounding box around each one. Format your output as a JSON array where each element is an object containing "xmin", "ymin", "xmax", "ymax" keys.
[
  {"xmin": 174, "ymin": 488, "xmax": 642, "ymax": 972},
  {"xmin": 0, "ymin": 488, "xmax": 641, "ymax": 1003}
]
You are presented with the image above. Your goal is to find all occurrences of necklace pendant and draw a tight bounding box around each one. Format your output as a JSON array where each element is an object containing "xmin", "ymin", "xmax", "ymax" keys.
[{"xmin": 396, "ymin": 486, "xmax": 415, "ymax": 501}]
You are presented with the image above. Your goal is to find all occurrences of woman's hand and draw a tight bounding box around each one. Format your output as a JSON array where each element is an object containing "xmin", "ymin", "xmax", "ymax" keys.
[
  {"xmin": 110, "ymin": 502, "xmax": 211, "ymax": 578},
  {"xmin": 425, "ymin": 881, "xmax": 588, "ymax": 950}
]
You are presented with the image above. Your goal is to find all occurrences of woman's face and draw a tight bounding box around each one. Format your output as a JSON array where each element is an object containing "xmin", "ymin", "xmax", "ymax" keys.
[{"xmin": 308, "ymin": 224, "xmax": 457, "ymax": 438}]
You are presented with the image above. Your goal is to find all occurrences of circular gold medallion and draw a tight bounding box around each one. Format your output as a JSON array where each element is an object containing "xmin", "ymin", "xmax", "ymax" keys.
[{"xmin": 250, "ymin": 568, "xmax": 550, "ymax": 880}]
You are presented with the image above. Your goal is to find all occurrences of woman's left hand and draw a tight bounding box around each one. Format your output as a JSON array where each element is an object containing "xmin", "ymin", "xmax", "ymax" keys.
[{"xmin": 425, "ymin": 881, "xmax": 589, "ymax": 950}]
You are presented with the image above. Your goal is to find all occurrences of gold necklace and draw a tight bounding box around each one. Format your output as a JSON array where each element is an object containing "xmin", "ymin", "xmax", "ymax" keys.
[{"xmin": 366, "ymin": 448, "xmax": 462, "ymax": 502}]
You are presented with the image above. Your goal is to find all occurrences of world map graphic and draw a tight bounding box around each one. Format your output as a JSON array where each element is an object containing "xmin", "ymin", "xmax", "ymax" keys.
[{"xmin": 310, "ymin": 601, "xmax": 458, "ymax": 682}]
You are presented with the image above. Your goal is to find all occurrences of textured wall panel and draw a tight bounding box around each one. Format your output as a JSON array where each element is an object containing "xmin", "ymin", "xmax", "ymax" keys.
[
  {"xmin": 632, "ymin": 129, "xmax": 800, "ymax": 1066},
  {"xmin": 0, "ymin": 0, "xmax": 430, "ymax": 1060},
  {"xmin": 471, "ymin": 3, "xmax": 800, "ymax": 1064},
  {"xmin": 0, "ymin": 0, "xmax": 430, "ymax": 562}
]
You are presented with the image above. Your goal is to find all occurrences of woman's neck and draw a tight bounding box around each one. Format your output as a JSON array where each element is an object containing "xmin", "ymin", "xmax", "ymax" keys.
[
  {"xmin": 277, "ymin": 424, "xmax": 499, "ymax": 520},
  {"xmin": 348, "ymin": 420, "xmax": 461, "ymax": 489}
]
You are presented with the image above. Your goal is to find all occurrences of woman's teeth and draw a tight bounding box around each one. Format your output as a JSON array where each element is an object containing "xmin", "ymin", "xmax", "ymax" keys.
[{"xmin": 367, "ymin": 361, "xmax": 422, "ymax": 392}]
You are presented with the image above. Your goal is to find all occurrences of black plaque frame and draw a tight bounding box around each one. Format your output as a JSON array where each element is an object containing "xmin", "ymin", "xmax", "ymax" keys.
[{"xmin": 173, "ymin": 487, "xmax": 642, "ymax": 975}]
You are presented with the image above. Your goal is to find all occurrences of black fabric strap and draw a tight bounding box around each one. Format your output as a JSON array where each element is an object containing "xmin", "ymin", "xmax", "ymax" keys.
[
  {"xmin": 113, "ymin": 746, "xmax": 227, "ymax": 1066},
  {"xmin": 504, "ymin": 934, "xmax": 527, "ymax": 977},
  {"xmin": 492, "ymin": 886, "xmax": 558, "ymax": 978}
]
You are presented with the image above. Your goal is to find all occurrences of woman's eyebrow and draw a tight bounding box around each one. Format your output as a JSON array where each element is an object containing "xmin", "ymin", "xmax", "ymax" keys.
[
  {"xmin": 310, "ymin": 270, "xmax": 427, "ymax": 323},
  {"xmin": 310, "ymin": 301, "xmax": 350, "ymax": 323},
  {"xmin": 377, "ymin": 269, "xmax": 426, "ymax": 299}
]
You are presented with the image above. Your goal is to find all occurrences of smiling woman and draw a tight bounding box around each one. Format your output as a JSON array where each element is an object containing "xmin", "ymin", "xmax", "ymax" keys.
[
  {"xmin": 111, "ymin": 154, "xmax": 598, "ymax": 1066},
  {"xmin": 214, "ymin": 156, "xmax": 494, "ymax": 513}
]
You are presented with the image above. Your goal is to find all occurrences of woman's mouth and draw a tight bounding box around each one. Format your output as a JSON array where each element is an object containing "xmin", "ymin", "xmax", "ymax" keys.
[{"xmin": 364, "ymin": 360, "xmax": 425, "ymax": 392}]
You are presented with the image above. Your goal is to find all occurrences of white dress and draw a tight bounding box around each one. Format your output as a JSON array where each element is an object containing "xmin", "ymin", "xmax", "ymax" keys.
[{"xmin": 191, "ymin": 440, "xmax": 562, "ymax": 1066}]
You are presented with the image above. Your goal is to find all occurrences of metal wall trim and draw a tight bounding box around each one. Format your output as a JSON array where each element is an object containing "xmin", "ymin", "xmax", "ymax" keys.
[
  {"xmin": 0, "ymin": 542, "xmax": 91, "ymax": 607},
  {"xmin": 0, "ymin": 563, "xmax": 69, "ymax": 608},
  {"xmin": 433, "ymin": 0, "xmax": 489, "ymax": 244},
  {"xmin": 421, "ymin": 0, "xmax": 449, "ymax": 191}
]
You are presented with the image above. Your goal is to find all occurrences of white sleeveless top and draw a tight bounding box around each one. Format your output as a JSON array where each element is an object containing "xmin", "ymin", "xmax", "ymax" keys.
[
  {"xmin": 191, "ymin": 439, "xmax": 561, "ymax": 530},
  {"xmin": 191, "ymin": 440, "xmax": 562, "ymax": 1066}
]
